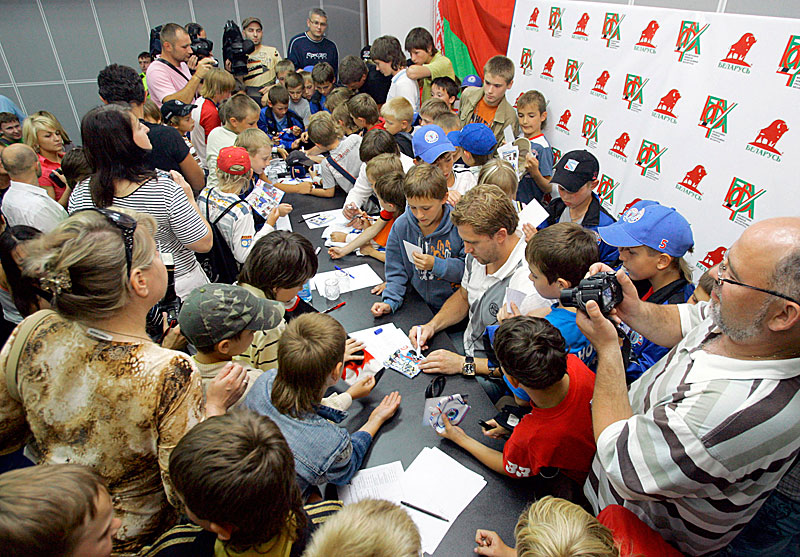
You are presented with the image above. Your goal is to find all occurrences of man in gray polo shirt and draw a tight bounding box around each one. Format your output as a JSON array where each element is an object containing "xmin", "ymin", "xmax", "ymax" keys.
[{"xmin": 409, "ymin": 184, "xmax": 547, "ymax": 395}]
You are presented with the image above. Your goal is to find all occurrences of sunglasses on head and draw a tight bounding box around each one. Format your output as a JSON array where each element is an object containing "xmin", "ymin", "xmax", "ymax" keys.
[{"xmin": 75, "ymin": 208, "xmax": 137, "ymax": 274}]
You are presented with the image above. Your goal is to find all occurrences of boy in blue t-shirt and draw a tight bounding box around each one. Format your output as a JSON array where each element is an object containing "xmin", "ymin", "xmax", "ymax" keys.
[
  {"xmin": 490, "ymin": 222, "xmax": 599, "ymax": 403},
  {"xmin": 258, "ymin": 85, "xmax": 304, "ymax": 150},
  {"xmin": 539, "ymin": 150, "xmax": 619, "ymax": 267},
  {"xmin": 516, "ymin": 90, "xmax": 554, "ymax": 205},
  {"xmin": 598, "ymin": 200, "xmax": 695, "ymax": 382}
]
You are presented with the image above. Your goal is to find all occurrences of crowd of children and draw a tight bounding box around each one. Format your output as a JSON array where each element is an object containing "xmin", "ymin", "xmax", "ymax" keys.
[{"xmin": 4, "ymin": 14, "xmax": 763, "ymax": 557}]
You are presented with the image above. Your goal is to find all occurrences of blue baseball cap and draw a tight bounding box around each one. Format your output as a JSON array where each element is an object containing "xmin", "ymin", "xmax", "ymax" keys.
[
  {"xmin": 412, "ymin": 125, "xmax": 456, "ymax": 163},
  {"xmin": 447, "ymin": 123, "xmax": 496, "ymax": 156},
  {"xmin": 598, "ymin": 200, "xmax": 694, "ymax": 258},
  {"xmin": 462, "ymin": 74, "xmax": 482, "ymax": 88}
]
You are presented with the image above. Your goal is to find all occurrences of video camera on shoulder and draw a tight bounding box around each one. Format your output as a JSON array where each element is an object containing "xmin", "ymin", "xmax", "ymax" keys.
[
  {"xmin": 560, "ymin": 271, "xmax": 622, "ymax": 315},
  {"xmin": 186, "ymin": 23, "xmax": 214, "ymax": 60},
  {"xmin": 222, "ymin": 21, "xmax": 255, "ymax": 76}
]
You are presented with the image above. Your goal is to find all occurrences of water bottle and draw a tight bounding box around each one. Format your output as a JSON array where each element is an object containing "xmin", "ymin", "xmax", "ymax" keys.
[{"xmin": 298, "ymin": 281, "xmax": 312, "ymax": 303}]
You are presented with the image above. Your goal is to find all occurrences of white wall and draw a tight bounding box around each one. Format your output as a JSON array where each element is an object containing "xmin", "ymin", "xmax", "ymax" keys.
[{"xmin": 367, "ymin": 0, "xmax": 434, "ymax": 43}]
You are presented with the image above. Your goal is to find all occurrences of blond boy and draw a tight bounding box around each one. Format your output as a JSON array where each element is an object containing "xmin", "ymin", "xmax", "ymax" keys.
[
  {"xmin": 206, "ymin": 94, "xmax": 260, "ymax": 189},
  {"xmin": 381, "ymin": 96, "xmax": 414, "ymax": 158}
]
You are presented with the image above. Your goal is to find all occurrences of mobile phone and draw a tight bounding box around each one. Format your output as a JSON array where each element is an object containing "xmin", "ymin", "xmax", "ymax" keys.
[
  {"xmin": 373, "ymin": 368, "xmax": 385, "ymax": 385},
  {"xmin": 478, "ymin": 420, "xmax": 493, "ymax": 430}
]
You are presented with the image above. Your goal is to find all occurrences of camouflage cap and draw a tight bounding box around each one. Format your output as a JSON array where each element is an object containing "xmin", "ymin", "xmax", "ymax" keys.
[{"xmin": 178, "ymin": 283, "xmax": 284, "ymax": 348}]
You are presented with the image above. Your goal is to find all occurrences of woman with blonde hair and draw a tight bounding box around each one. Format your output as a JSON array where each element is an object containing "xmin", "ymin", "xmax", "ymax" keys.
[
  {"xmin": 0, "ymin": 207, "xmax": 247, "ymax": 555},
  {"xmin": 22, "ymin": 111, "xmax": 67, "ymax": 203}
]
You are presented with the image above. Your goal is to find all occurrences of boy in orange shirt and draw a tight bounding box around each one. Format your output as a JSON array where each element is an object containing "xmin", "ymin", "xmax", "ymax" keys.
[{"xmin": 459, "ymin": 56, "xmax": 520, "ymax": 144}]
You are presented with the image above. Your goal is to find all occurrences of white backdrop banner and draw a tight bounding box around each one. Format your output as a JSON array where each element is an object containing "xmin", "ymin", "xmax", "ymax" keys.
[{"xmin": 506, "ymin": 0, "xmax": 800, "ymax": 276}]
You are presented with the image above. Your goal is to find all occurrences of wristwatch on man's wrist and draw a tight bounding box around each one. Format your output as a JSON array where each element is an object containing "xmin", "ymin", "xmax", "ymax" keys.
[{"xmin": 462, "ymin": 356, "xmax": 476, "ymax": 376}]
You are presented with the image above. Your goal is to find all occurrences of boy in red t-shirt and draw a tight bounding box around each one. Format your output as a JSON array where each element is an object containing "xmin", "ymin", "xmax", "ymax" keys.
[{"xmin": 436, "ymin": 315, "xmax": 596, "ymax": 487}]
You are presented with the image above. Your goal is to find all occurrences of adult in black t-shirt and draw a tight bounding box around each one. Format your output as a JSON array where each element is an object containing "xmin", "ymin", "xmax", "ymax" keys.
[
  {"xmin": 96, "ymin": 63, "xmax": 206, "ymax": 193},
  {"xmin": 338, "ymin": 55, "xmax": 391, "ymax": 106}
]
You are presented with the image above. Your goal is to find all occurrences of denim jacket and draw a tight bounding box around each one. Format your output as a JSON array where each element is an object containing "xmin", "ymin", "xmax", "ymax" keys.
[{"xmin": 243, "ymin": 369, "xmax": 372, "ymax": 494}]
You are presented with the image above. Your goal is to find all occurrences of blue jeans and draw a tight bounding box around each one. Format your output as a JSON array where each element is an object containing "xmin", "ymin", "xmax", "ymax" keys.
[{"xmin": 720, "ymin": 490, "xmax": 800, "ymax": 556}]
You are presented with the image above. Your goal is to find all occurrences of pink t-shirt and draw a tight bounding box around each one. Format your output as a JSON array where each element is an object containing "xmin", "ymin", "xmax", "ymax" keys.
[{"xmin": 146, "ymin": 58, "xmax": 193, "ymax": 107}]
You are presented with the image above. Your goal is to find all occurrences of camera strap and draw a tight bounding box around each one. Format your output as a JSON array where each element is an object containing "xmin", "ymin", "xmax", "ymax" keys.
[{"xmin": 157, "ymin": 58, "xmax": 191, "ymax": 83}]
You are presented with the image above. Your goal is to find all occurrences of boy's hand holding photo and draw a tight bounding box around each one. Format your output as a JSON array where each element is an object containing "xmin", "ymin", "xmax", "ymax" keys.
[{"xmin": 411, "ymin": 251, "xmax": 434, "ymax": 271}]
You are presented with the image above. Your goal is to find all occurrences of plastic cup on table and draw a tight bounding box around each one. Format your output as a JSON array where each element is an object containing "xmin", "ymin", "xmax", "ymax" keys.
[
  {"xmin": 334, "ymin": 269, "xmax": 351, "ymax": 293},
  {"xmin": 324, "ymin": 277, "xmax": 340, "ymax": 301}
]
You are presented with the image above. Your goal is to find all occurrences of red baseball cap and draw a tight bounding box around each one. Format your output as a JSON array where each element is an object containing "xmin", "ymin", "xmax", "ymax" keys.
[{"xmin": 217, "ymin": 146, "xmax": 251, "ymax": 175}]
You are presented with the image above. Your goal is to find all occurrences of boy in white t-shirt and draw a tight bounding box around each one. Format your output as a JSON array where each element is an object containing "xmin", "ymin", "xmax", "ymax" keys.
[
  {"xmin": 308, "ymin": 111, "xmax": 362, "ymax": 195},
  {"xmin": 371, "ymin": 36, "xmax": 420, "ymax": 112}
]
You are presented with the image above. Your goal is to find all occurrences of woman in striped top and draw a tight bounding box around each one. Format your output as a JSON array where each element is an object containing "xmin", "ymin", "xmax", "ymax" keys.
[{"xmin": 68, "ymin": 104, "xmax": 212, "ymax": 299}]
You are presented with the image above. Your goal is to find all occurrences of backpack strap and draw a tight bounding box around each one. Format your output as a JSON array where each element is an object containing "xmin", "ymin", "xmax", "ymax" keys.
[
  {"xmin": 212, "ymin": 199, "xmax": 246, "ymax": 226},
  {"xmin": 326, "ymin": 155, "xmax": 357, "ymax": 185},
  {"xmin": 5, "ymin": 309, "xmax": 56, "ymax": 402}
]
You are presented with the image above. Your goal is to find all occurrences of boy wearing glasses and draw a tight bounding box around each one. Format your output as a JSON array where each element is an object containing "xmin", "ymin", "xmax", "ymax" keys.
[
  {"xmin": 435, "ymin": 316, "xmax": 596, "ymax": 500},
  {"xmin": 597, "ymin": 200, "xmax": 695, "ymax": 382}
]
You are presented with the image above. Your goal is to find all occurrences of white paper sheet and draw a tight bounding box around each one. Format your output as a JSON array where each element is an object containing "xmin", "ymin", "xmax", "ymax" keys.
[
  {"xmin": 401, "ymin": 447, "xmax": 487, "ymax": 554},
  {"xmin": 505, "ymin": 287, "xmax": 527, "ymax": 312},
  {"xmin": 302, "ymin": 209, "xmax": 349, "ymax": 229},
  {"xmin": 339, "ymin": 461, "xmax": 404, "ymax": 505},
  {"xmin": 517, "ymin": 198, "xmax": 549, "ymax": 228},
  {"xmin": 503, "ymin": 124, "xmax": 516, "ymax": 146},
  {"xmin": 348, "ymin": 323, "xmax": 415, "ymax": 364},
  {"xmin": 403, "ymin": 240, "xmax": 423, "ymax": 264},
  {"xmin": 310, "ymin": 264, "xmax": 383, "ymax": 293}
]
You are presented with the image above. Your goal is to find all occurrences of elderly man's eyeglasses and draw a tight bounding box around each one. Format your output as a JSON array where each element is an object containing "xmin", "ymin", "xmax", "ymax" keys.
[{"xmin": 716, "ymin": 261, "xmax": 800, "ymax": 305}]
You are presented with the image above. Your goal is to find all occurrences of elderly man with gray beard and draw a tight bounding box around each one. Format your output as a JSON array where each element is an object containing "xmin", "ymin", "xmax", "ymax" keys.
[{"xmin": 576, "ymin": 217, "xmax": 800, "ymax": 556}]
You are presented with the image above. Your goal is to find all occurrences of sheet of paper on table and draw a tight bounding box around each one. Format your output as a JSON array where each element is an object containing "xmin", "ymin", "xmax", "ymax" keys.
[
  {"xmin": 403, "ymin": 239, "xmax": 423, "ymax": 263},
  {"xmin": 348, "ymin": 323, "xmax": 414, "ymax": 364},
  {"xmin": 401, "ymin": 447, "xmax": 487, "ymax": 554},
  {"xmin": 310, "ymin": 264, "xmax": 383, "ymax": 293},
  {"xmin": 339, "ymin": 461, "xmax": 404, "ymax": 505},
  {"xmin": 276, "ymin": 215, "xmax": 292, "ymax": 231},
  {"xmin": 302, "ymin": 208, "xmax": 349, "ymax": 229},
  {"xmin": 517, "ymin": 198, "xmax": 549, "ymax": 228},
  {"xmin": 340, "ymin": 448, "xmax": 486, "ymax": 555}
]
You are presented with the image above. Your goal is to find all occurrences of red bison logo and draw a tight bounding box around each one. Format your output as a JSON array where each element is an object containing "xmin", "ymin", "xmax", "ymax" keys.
[
  {"xmin": 611, "ymin": 132, "xmax": 630, "ymax": 156},
  {"xmin": 557, "ymin": 110, "xmax": 571, "ymax": 130},
  {"xmin": 637, "ymin": 20, "xmax": 659, "ymax": 47},
  {"xmin": 592, "ymin": 71, "xmax": 611, "ymax": 93},
  {"xmin": 749, "ymin": 119, "xmax": 789, "ymax": 154},
  {"xmin": 514, "ymin": 92, "xmax": 525, "ymax": 109},
  {"xmin": 678, "ymin": 165, "xmax": 707, "ymax": 193},
  {"xmin": 542, "ymin": 57, "xmax": 555, "ymax": 77},
  {"xmin": 701, "ymin": 246, "xmax": 727, "ymax": 268},
  {"xmin": 574, "ymin": 13, "xmax": 590, "ymax": 36},
  {"xmin": 528, "ymin": 8, "xmax": 539, "ymax": 27},
  {"xmin": 721, "ymin": 33, "xmax": 756, "ymax": 66},
  {"xmin": 654, "ymin": 89, "xmax": 681, "ymax": 117}
]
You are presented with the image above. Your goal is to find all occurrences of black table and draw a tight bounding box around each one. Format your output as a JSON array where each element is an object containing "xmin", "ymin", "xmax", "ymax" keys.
[{"xmin": 284, "ymin": 189, "xmax": 530, "ymax": 556}]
